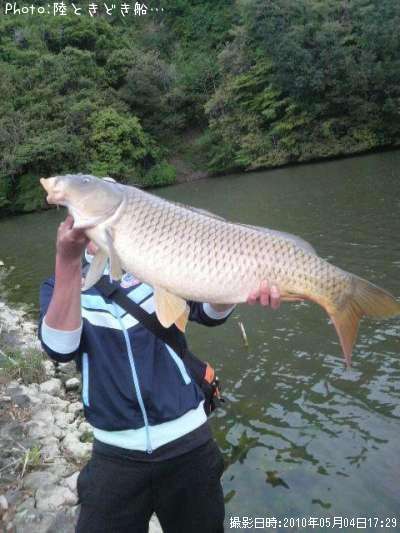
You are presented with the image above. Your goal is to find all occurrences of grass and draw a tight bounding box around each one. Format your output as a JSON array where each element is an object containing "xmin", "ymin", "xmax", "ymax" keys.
[
  {"xmin": 80, "ymin": 430, "xmax": 94, "ymax": 444},
  {"xmin": 0, "ymin": 348, "xmax": 47, "ymax": 385},
  {"xmin": 0, "ymin": 442, "xmax": 43, "ymax": 482}
]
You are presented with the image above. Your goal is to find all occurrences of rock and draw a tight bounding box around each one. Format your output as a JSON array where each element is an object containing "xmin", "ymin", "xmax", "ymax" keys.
[
  {"xmin": 8, "ymin": 385, "xmax": 26, "ymax": 400},
  {"xmin": 0, "ymin": 494, "xmax": 8, "ymax": 511},
  {"xmin": 62, "ymin": 432, "xmax": 91, "ymax": 461},
  {"xmin": 37, "ymin": 392, "xmax": 68, "ymax": 409},
  {"xmin": 61, "ymin": 471, "xmax": 79, "ymax": 492},
  {"xmin": 39, "ymin": 378, "xmax": 63, "ymax": 396},
  {"xmin": 18, "ymin": 496, "xmax": 35, "ymax": 512},
  {"xmin": 77, "ymin": 421, "xmax": 92, "ymax": 436},
  {"xmin": 24, "ymin": 393, "xmax": 42, "ymax": 406},
  {"xmin": 5, "ymin": 380, "xmax": 20, "ymax": 389},
  {"xmin": 40, "ymin": 436, "xmax": 61, "ymax": 462},
  {"xmin": 27, "ymin": 420, "xmax": 62, "ymax": 440},
  {"xmin": 26, "ymin": 382, "xmax": 40, "ymax": 394},
  {"xmin": 12, "ymin": 393, "xmax": 31, "ymax": 407},
  {"xmin": 43, "ymin": 359, "xmax": 56, "ymax": 377},
  {"xmin": 49, "ymin": 396, "xmax": 69, "ymax": 410},
  {"xmin": 23, "ymin": 470, "xmax": 58, "ymax": 491},
  {"xmin": 65, "ymin": 378, "xmax": 80, "ymax": 391},
  {"xmin": 47, "ymin": 459, "xmax": 74, "ymax": 479},
  {"xmin": 14, "ymin": 509, "xmax": 55, "ymax": 532},
  {"xmin": 67, "ymin": 402, "xmax": 83, "ymax": 417},
  {"xmin": 4, "ymin": 487, "xmax": 21, "ymax": 506},
  {"xmin": 0, "ymin": 421, "xmax": 26, "ymax": 440},
  {"xmin": 54, "ymin": 411, "xmax": 75, "ymax": 429},
  {"xmin": 35, "ymin": 485, "xmax": 77, "ymax": 511},
  {"xmin": 47, "ymin": 508, "xmax": 79, "ymax": 533},
  {"xmin": 31, "ymin": 408, "xmax": 54, "ymax": 426}
]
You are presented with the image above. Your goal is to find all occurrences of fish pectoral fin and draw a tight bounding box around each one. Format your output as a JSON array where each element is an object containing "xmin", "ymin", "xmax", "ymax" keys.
[
  {"xmin": 175, "ymin": 305, "xmax": 190, "ymax": 332},
  {"xmin": 106, "ymin": 229, "xmax": 123, "ymax": 282},
  {"xmin": 72, "ymin": 219, "xmax": 95, "ymax": 230},
  {"xmin": 281, "ymin": 295, "xmax": 306, "ymax": 302},
  {"xmin": 280, "ymin": 290, "xmax": 307, "ymax": 302},
  {"xmin": 154, "ymin": 287, "xmax": 188, "ymax": 329},
  {"xmin": 82, "ymin": 250, "xmax": 108, "ymax": 291},
  {"xmin": 70, "ymin": 209, "xmax": 97, "ymax": 230}
]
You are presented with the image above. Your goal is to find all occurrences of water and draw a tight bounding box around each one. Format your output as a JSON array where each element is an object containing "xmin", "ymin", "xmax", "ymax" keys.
[{"xmin": 1, "ymin": 151, "xmax": 399, "ymax": 530}]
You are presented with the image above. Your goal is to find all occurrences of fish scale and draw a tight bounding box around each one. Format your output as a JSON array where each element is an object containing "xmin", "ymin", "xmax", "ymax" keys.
[
  {"xmin": 116, "ymin": 186, "xmax": 348, "ymax": 304},
  {"xmin": 40, "ymin": 174, "xmax": 400, "ymax": 365}
]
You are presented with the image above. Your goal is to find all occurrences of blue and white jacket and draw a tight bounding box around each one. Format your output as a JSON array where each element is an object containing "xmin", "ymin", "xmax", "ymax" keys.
[{"xmin": 39, "ymin": 274, "xmax": 233, "ymax": 457}]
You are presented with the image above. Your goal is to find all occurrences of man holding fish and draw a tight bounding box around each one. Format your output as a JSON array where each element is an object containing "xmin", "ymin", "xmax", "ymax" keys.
[
  {"xmin": 39, "ymin": 190, "xmax": 281, "ymax": 532},
  {"xmin": 39, "ymin": 174, "xmax": 399, "ymax": 532}
]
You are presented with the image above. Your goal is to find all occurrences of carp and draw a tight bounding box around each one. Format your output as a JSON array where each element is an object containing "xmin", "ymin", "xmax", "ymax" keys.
[{"xmin": 40, "ymin": 174, "xmax": 400, "ymax": 366}]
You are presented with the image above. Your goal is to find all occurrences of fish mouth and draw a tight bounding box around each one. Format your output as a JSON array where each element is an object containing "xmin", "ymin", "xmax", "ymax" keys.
[{"xmin": 40, "ymin": 177, "xmax": 65, "ymax": 205}]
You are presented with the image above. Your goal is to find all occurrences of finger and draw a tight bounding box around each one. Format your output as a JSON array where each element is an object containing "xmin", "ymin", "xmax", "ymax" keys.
[
  {"xmin": 247, "ymin": 290, "xmax": 258, "ymax": 305},
  {"xmin": 69, "ymin": 229, "xmax": 89, "ymax": 245},
  {"xmin": 65, "ymin": 214, "xmax": 74, "ymax": 226},
  {"xmin": 63, "ymin": 216, "xmax": 76, "ymax": 232},
  {"xmin": 259, "ymin": 280, "xmax": 270, "ymax": 306},
  {"xmin": 57, "ymin": 215, "xmax": 73, "ymax": 233},
  {"xmin": 270, "ymin": 284, "xmax": 281, "ymax": 310}
]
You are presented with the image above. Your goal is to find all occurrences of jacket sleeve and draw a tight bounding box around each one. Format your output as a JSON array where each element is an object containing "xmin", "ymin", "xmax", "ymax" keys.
[
  {"xmin": 38, "ymin": 277, "xmax": 82, "ymax": 363},
  {"xmin": 188, "ymin": 301, "xmax": 235, "ymax": 327}
]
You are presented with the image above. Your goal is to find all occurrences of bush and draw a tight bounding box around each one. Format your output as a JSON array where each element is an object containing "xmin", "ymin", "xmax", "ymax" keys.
[
  {"xmin": 14, "ymin": 174, "xmax": 47, "ymax": 213},
  {"xmin": 141, "ymin": 162, "xmax": 177, "ymax": 187},
  {"xmin": 88, "ymin": 107, "xmax": 156, "ymax": 180},
  {"xmin": 0, "ymin": 177, "xmax": 13, "ymax": 214}
]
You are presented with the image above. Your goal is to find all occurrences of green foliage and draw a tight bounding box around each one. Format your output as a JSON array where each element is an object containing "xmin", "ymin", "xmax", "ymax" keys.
[
  {"xmin": 88, "ymin": 108, "xmax": 156, "ymax": 180},
  {"xmin": 0, "ymin": 348, "xmax": 46, "ymax": 384},
  {"xmin": 121, "ymin": 49, "xmax": 175, "ymax": 132},
  {"xmin": 202, "ymin": 0, "xmax": 400, "ymax": 172},
  {"xmin": 0, "ymin": 177, "xmax": 13, "ymax": 211},
  {"xmin": 24, "ymin": 444, "xmax": 43, "ymax": 471},
  {"xmin": 80, "ymin": 430, "xmax": 94, "ymax": 443},
  {"xmin": 0, "ymin": 0, "xmax": 400, "ymax": 215},
  {"xmin": 14, "ymin": 174, "xmax": 47, "ymax": 213},
  {"xmin": 141, "ymin": 161, "xmax": 177, "ymax": 187}
]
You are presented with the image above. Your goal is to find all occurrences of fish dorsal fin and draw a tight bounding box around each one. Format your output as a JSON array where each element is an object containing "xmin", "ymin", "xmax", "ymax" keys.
[
  {"xmin": 261, "ymin": 228, "xmax": 317, "ymax": 255},
  {"xmin": 184, "ymin": 204, "xmax": 226, "ymax": 222},
  {"xmin": 179, "ymin": 204, "xmax": 317, "ymax": 255},
  {"xmin": 82, "ymin": 250, "xmax": 108, "ymax": 291},
  {"xmin": 154, "ymin": 287, "xmax": 188, "ymax": 329}
]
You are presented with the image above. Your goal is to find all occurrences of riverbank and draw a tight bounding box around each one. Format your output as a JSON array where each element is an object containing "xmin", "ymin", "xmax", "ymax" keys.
[
  {"xmin": 0, "ymin": 301, "xmax": 163, "ymax": 532},
  {"xmin": 1, "ymin": 143, "xmax": 400, "ymax": 221}
]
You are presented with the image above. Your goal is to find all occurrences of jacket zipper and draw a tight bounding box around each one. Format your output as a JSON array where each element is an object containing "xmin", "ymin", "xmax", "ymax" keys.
[
  {"xmin": 82, "ymin": 352, "xmax": 90, "ymax": 406},
  {"xmin": 164, "ymin": 344, "xmax": 192, "ymax": 384},
  {"xmin": 113, "ymin": 303, "xmax": 153, "ymax": 454}
]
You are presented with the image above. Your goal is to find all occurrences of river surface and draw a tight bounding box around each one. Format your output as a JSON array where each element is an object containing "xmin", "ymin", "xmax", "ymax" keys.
[{"xmin": 1, "ymin": 151, "xmax": 400, "ymax": 531}]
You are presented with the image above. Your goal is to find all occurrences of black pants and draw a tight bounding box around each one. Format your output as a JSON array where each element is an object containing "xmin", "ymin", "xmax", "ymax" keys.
[{"xmin": 76, "ymin": 439, "xmax": 225, "ymax": 533}]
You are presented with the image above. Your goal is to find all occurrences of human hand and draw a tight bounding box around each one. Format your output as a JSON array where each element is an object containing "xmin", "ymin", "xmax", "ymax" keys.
[
  {"xmin": 56, "ymin": 215, "xmax": 89, "ymax": 263},
  {"xmin": 247, "ymin": 280, "xmax": 281, "ymax": 310}
]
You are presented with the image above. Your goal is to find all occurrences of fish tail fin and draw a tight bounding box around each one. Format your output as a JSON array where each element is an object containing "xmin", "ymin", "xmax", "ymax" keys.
[{"xmin": 329, "ymin": 276, "xmax": 400, "ymax": 368}]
